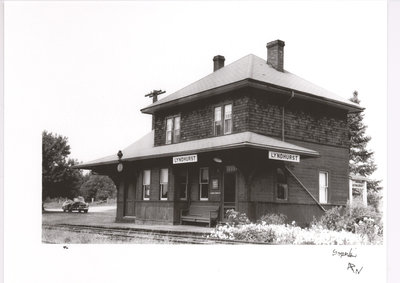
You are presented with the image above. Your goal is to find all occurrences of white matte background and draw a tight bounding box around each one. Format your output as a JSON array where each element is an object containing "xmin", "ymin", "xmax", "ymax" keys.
[{"xmin": 3, "ymin": 1, "xmax": 391, "ymax": 283}]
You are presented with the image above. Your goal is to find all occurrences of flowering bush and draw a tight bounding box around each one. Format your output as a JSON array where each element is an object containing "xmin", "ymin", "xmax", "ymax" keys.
[
  {"xmin": 208, "ymin": 209, "xmax": 382, "ymax": 245},
  {"xmin": 354, "ymin": 217, "xmax": 383, "ymax": 244},
  {"xmin": 210, "ymin": 223, "xmax": 276, "ymax": 243},
  {"xmin": 257, "ymin": 213, "xmax": 287, "ymax": 225},
  {"xmin": 225, "ymin": 209, "xmax": 251, "ymax": 226},
  {"xmin": 310, "ymin": 199, "xmax": 383, "ymax": 244},
  {"xmin": 312, "ymin": 206, "xmax": 345, "ymax": 231},
  {"xmin": 209, "ymin": 221, "xmax": 371, "ymax": 244}
]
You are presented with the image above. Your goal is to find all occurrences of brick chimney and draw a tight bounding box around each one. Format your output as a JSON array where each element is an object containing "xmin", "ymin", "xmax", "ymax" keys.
[
  {"xmin": 213, "ymin": 55, "xmax": 225, "ymax": 71},
  {"xmin": 267, "ymin": 40, "xmax": 285, "ymax": 72}
]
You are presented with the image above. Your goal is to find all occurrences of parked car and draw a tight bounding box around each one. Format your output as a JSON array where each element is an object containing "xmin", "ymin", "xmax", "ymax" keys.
[{"xmin": 62, "ymin": 198, "xmax": 89, "ymax": 213}]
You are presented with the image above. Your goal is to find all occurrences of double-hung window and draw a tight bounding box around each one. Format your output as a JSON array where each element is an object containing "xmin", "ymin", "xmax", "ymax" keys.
[
  {"xmin": 142, "ymin": 170, "xmax": 151, "ymax": 200},
  {"xmin": 166, "ymin": 115, "xmax": 180, "ymax": 144},
  {"xmin": 160, "ymin": 168, "xmax": 168, "ymax": 200},
  {"xmin": 214, "ymin": 104, "xmax": 232, "ymax": 135},
  {"xmin": 199, "ymin": 167, "xmax": 209, "ymax": 200},
  {"xmin": 214, "ymin": 107, "xmax": 222, "ymax": 135},
  {"xmin": 319, "ymin": 171, "xmax": 328, "ymax": 204},
  {"xmin": 224, "ymin": 104, "xmax": 232, "ymax": 134}
]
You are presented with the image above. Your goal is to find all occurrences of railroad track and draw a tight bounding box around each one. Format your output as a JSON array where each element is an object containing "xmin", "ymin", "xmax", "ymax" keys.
[{"xmin": 43, "ymin": 224, "xmax": 261, "ymax": 244}]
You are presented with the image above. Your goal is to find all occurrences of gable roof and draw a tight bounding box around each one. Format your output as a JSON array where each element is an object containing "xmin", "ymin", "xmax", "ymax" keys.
[
  {"xmin": 75, "ymin": 131, "xmax": 319, "ymax": 169},
  {"xmin": 141, "ymin": 54, "xmax": 363, "ymax": 114}
]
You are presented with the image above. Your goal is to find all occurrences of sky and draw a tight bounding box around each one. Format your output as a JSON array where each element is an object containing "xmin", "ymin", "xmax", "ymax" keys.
[
  {"xmin": 5, "ymin": 1, "xmax": 386, "ymax": 184},
  {"xmin": 2, "ymin": 1, "xmax": 391, "ymax": 282}
]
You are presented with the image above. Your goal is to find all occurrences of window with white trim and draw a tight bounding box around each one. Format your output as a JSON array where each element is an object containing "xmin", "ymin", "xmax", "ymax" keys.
[
  {"xmin": 166, "ymin": 115, "xmax": 180, "ymax": 144},
  {"xmin": 214, "ymin": 107, "xmax": 222, "ymax": 135},
  {"xmin": 319, "ymin": 171, "xmax": 328, "ymax": 204},
  {"xmin": 142, "ymin": 170, "xmax": 151, "ymax": 200},
  {"xmin": 224, "ymin": 104, "xmax": 232, "ymax": 134},
  {"xmin": 173, "ymin": 116, "xmax": 180, "ymax": 143},
  {"xmin": 276, "ymin": 168, "xmax": 288, "ymax": 201},
  {"xmin": 214, "ymin": 104, "xmax": 232, "ymax": 135},
  {"xmin": 160, "ymin": 168, "xmax": 168, "ymax": 200},
  {"xmin": 199, "ymin": 167, "xmax": 209, "ymax": 200}
]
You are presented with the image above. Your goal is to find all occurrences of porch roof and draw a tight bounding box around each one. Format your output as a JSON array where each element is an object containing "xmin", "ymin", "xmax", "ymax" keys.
[{"xmin": 75, "ymin": 131, "xmax": 319, "ymax": 169}]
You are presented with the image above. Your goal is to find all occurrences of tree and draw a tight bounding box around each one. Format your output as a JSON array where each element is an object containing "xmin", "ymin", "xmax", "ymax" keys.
[
  {"xmin": 42, "ymin": 131, "xmax": 84, "ymax": 201},
  {"xmin": 348, "ymin": 91, "xmax": 382, "ymax": 194},
  {"xmin": 80, "ymin": 173, "xmax": 116, "ymax": 202}
]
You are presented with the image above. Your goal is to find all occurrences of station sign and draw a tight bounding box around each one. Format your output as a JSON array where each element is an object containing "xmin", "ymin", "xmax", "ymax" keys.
[
  {"xmin": 268, "ymin": 151, "xmax": 300, "ymax": 163},
  {"xmin": 173, "ymin": 154, "xmax": 198, "ymax": 164}
]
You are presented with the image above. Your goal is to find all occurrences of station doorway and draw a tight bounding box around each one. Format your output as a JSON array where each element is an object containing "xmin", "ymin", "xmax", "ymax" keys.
[{"xmin": 223, "ymin": 166, "xmax": 237, "ymax": 218}]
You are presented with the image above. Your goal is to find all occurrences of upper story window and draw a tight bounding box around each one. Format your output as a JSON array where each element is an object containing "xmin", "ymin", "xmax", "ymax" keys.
[
  {"xmin": 224, "ymin": 104, "xmax": 232, "ymax": 134},
  {"xmin": 142, "ymin": 170, "xmax": 151, "ymax": 200},
  {"xmin": 166, "ymin": 115, "xmax": 180, "ymax": 144},
  {"xmin": 214, "ymin": 104, "xmax": 232, "ymax": 136},
  {"xmin": 319, "ymin": 171, "xmax": 329, "ymax": 204}
]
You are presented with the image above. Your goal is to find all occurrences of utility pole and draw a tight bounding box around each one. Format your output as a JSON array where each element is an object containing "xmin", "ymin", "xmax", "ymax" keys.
[
  {"xmin": 145, "ymin": 90, "xmax": 166, "ymax": 130},
  {"xmin": 145, "ymin": 89, "xmax": 165, "ymax": 103}
]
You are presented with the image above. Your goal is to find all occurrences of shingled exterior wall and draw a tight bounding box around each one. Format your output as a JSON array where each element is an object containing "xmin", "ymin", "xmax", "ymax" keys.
[
  {"xmin": 138, "ymin": 90, "xmax": 351, "ymax": 225},
  {"xmin": 247, "ymin": 95, "xmax": 349, "ymax": 148},
  {"xmin": 153, "ymin": 92, "xmax": 349, "ymax": 149},
  {"xmin": 154, "ymin": 91, "xmax": 250, "ymax": 146}
]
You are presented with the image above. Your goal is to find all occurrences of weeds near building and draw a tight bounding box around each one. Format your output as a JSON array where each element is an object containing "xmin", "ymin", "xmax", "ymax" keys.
[{"xmin": 209, "ymin": 201, "xmax": 383, "ymax": 245}]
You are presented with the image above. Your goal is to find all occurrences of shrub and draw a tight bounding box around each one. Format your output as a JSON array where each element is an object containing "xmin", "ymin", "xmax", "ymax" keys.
[
  {"xmin": 209, "ymin": 203, "xmax": 383, "ymax": 244},
  {"xmin": 208, "ymin": 222, "xmax": 369, "ymax": 244},
  {"xmin": 225, "ymin": 209, "xmax": 250, "ymax": 226},
  {"xmin": 258, "ymin": 213, "xmax": 287, "ymax": 225},
  {"xmin": 314, "ymin": 198, "xmax": 382, "ymax": 231},
  {"xmin": 210, "ymin": 223, "xmax": 276, "ymax": 243},
  {"xmin": 354, "ymin": 217, "xmax": 383, "ymax": 244},
  {"xmin": 368, "ymin": 190, "xmax": 383, "ymax": 212},
  {"xmin": 233, "ymin": 224, "xmax": 276, "ymax": 243},
  {"xmin": 315, "ymin": 206, "xmax": 346, "ymax": 231},
  {"xmin": 311, "ymin": 198, "xmax": 383, "ymax": 244}
]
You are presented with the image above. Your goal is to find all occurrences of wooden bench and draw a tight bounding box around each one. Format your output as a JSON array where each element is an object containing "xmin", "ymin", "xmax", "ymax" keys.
[{"xmin": 180, "ymin": 204, "xmax": 220, "ymax": 227}]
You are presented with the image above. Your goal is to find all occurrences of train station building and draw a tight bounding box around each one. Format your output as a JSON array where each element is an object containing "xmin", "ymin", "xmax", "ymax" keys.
[{"xmin": 76, "ymin": 40, "xmax": 363, "ymax": 226}]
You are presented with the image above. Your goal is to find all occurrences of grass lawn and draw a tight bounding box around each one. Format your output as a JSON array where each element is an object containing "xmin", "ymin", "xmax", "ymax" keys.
[
  {"xmin": 43, "ymin": 198, "xmax": 116, "ymax": 209},
  {"xmin": 42, "ymin": 209, "xmax": 117, "ymax": 226}
]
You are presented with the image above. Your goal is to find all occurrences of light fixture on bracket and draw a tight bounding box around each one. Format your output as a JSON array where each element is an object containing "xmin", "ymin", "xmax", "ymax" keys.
[{"xmin": 213, "ymin": 157, "xmax": 222, "ymax": 163}]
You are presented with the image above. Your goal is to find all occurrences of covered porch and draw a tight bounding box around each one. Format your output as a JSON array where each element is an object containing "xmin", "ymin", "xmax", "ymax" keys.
[{"xmin": 75, "ymin": 131, "xmax": 320, "ymax": 225}]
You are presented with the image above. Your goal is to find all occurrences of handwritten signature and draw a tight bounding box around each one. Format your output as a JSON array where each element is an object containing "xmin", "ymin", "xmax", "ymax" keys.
[
  {"xmin": 332, "ymin": 248, "xmax": 357, "ymax": 258},
  {"xmin": 332, "ymin": 248, "xmax": 363, "ymax": 275},
  {"xmin": 347, "ymin": 263, "xmax": 363, "ymax": 274}
]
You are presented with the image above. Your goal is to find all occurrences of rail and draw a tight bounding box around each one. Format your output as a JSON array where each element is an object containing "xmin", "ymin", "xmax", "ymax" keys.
[{"xmin": 42, "ymin": 224, "xmax": 269, "ymax": 245}]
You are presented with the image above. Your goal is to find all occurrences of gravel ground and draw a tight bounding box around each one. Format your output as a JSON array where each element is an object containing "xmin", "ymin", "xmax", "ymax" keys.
[
  {"xmin": 42, "ymin": 227, "xmax": 175, "ymax": 244},
  {"xmin": 42, "ymin": 208, "xmax": 213, "ymax": 234}
]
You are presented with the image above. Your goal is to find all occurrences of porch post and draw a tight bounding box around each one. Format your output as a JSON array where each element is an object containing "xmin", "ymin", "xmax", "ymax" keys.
[{"xmin": 349, "ymin": 179, "xmax": 353, "ymax": 205}]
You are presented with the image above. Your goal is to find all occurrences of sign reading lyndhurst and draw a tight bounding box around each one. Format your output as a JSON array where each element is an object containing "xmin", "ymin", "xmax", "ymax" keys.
[
  {"xmin": 268, "ymin": 151, "xmax": 300, "ymax": 163},
  {"xmin": 173, "ymin": 154, "xmax": 198, "ymax": 164}
]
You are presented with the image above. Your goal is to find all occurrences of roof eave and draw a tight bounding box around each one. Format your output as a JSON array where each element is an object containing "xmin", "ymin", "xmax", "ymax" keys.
[
  {"xmin": 140, "ymin": 79, "xmax": 252, "ymax": 114},
  {"xmin": 73, "ymin": 160, "xmax": 119, "ymax": 170},
  {"xmin": 72, "ymin": 141, "xmax": 319, "ymax": 170},
  {"xmin": 141, "ymin": 79, "xmax": 364, "ymax": 114}
]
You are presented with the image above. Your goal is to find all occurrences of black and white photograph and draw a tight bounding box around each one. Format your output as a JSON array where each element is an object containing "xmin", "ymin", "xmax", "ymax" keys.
[{"xmin": 3, "ymin": 1, "xmax": 394, "ymax": 282}]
